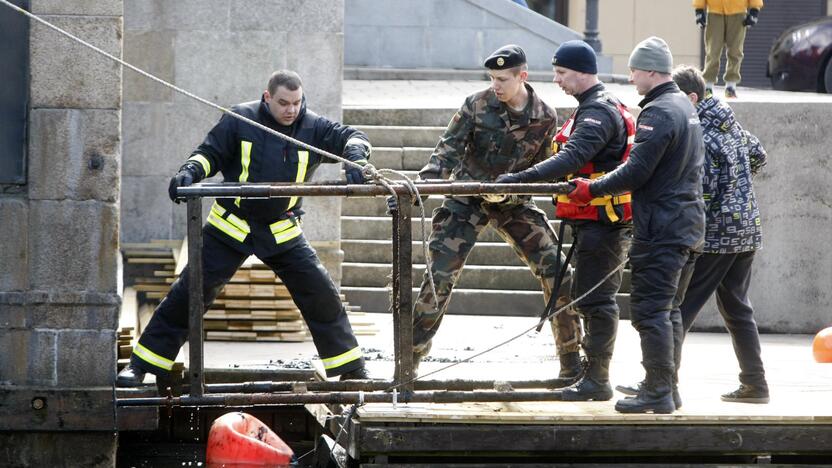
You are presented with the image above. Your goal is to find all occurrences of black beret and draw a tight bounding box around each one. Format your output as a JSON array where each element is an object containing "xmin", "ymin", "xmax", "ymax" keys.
[{"xmin": 484, "ymin": 44, "xmax": 526, "ymax": 70}]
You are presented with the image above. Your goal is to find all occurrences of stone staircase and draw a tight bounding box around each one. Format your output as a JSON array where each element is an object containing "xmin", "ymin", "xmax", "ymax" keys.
[{"xmin": 340, "ymin": 108, "xmax": 630, "ymax": 318}]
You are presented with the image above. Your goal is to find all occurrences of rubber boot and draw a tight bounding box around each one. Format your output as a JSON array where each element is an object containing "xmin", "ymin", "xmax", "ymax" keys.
[
  {"xmin": 614, "ymin": 367, "xmax": 676, "ymax": 414},
  {"xmin": 556, "ymin": 356, "xmax": 613, "ymax": 401},
  {"xmin": 617, "ymin": 379, "xmax": 682, "ymax": 409},
  {"xmin": 116, "ymin": 364, "xmax": 147, "ymax": 387},
  {"xmin": 552, "ymin": 352, "xmax": 583, "ymax": 388}
]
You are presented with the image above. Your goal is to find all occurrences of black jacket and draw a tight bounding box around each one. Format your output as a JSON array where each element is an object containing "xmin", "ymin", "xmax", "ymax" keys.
[
  {"xmin": 590, "ymin": 81, "xmax": 705, "ymax": 249},
  {"xmin": 521, "ymin": 82, "xmax": 629, "ymax": 181},
  {"xmin": 191, "ymin": 95, "xmax": 369, "ymax": 256}
]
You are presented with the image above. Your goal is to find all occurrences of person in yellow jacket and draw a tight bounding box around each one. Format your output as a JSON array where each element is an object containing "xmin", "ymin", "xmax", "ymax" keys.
[{"xmin": 693, "ymin": 0, "xmax": 763, "ymax": 98}]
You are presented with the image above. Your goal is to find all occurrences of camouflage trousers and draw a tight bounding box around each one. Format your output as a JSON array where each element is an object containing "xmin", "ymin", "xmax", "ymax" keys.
[{"xmin": 412, "ymin": 197, "xmax": 583, "ymax": 358}]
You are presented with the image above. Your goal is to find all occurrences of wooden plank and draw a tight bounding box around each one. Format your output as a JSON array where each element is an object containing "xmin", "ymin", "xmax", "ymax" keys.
[{"xmin": 127, "ymin": 257, "xmax": 175, "ymax": 264}]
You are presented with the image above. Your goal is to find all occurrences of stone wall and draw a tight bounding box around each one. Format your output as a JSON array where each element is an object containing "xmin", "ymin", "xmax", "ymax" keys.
[
  {"xmin": 121, "ymin": 0, "xmax": 346, "ymax": 281},
  {"xmin": 345, "ymin": 0, "xmax": 613, "ymax": 73},
  {"xmin": 0, "ymin": 0, "xmax": 123, "ymax": 465}
]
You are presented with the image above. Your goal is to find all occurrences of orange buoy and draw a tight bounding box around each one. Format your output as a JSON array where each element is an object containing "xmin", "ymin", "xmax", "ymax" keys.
[
  {"xmin": 813, "ymin": 327, "xmax": 832, "ymax": 363},
  {"xmin": 206, "ymin": 412, "xmax": 293, "ymax": 467}
]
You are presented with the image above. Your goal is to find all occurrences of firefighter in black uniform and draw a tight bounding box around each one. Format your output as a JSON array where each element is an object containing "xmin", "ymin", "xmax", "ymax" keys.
[
  {"xmin": 497, "ymin": 41, "xmax": 635, "ymax": 401},
  {"xmin": 117, "ymin": 70, "xmax": 372, "ymax": 386},
  {"xmin": 565, "ymin": 37, "xmax": 705, "ymax": 414}
]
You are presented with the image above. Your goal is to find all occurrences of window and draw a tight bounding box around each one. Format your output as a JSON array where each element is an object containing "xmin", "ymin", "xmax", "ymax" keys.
[{"xmin": 0, "ymin": 0, "xmax": 29, "ymax": 185}]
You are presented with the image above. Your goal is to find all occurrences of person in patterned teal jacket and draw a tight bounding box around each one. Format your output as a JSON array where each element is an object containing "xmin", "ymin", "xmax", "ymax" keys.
[{"xmin": 674, "ymin": 65, "xmax": 769, "ymax": 404}]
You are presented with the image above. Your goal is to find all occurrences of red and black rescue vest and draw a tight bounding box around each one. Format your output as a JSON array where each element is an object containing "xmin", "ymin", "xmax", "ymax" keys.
[{"xmin": 554, "ymin": 101, "xmax": 636, "ymax": 223}]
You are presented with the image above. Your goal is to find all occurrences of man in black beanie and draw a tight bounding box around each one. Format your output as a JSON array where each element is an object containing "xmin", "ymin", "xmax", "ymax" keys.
[
  {"xmin": 564, "ymin": 37, "xmax": 705, "ymax": 414},
  {"xmin": 496, "ymin": 40, "xmax": 635, "ymax": 401}
]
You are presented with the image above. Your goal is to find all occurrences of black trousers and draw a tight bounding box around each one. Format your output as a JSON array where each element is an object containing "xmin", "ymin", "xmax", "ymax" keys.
[
  {"xmin": 571, "ymin": 222, "xmax": 632, "ymax": 359},
  {"xmin": 131, "ymin": 228, "xmax": 363, "ymax": 377},
  {"xmin": 628, "ymin": 242, "xmax": 698, "ymax": 372},
  {"xmin": 680, "ymin": 251, "xmax": 766, "ymax": 387}
]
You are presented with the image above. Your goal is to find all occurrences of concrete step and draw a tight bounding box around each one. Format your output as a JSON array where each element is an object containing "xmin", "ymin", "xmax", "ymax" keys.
[
  {"xmin": 343, "ymin": 194, "xmax": 558, "ymax": 217},
  {"xmin": 355, "ymin": 125, "xmax": 445, "ymax": 148},
  {"xmin": 346, "ymin": 108, "xmax": 456, "ymax": 127},
  {"xmin": 343, "ymin": 239, "xmax": 552, "ymax": 265},
  {"xmin": 344, "ymin": 262, "xmax": 542, "ymax": 290},
  {"xmin": 341, "ymin": 286, "xmax": 631, "ymax": 319},
  {"xmin": 342, "ymin": 248, "xmax": 631, "ymax": 291},
  {"xmin": 342, "ymin": 216, "xmax": 573, "ymax": 244},
  {"xmin": 370, "ymin": 147, "xmax": 434, "ymax": 171}
]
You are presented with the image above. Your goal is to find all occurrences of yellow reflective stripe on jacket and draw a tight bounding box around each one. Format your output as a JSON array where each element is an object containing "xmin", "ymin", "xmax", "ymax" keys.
[
  {"xmin": 287, "ymin": 151, "xmax": 309, "ymax": 210},
  {"xmin": 235, "ymin": 140, "xmax": 253, "ymax": 207},
  {"xmin": 133, "ymin": 342, "xmax": 174, "ymax": 371},
  {"xmin": 208, "ymin": 202, "xmax": 250, "ymax": 242},
  {"xmin": 322, "ymin": 346, "xmax": 363, "ymax": 370},
  {"xmin": 187, "ymin": 154, "xmax": 211, "ymax": 176},
  {"xmin": 269, "ymin": 217, "xmax": 302, "ymax": 244}
]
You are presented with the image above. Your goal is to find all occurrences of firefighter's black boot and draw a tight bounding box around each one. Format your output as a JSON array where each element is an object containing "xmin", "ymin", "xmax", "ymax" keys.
[
  {"xmin": 556, "ymin": 356, "xmax": 613, "ymax": 401},
  {"xmin": 552, "ymin": 352, "xmax": 583, "ymax": 388},
  {"xmin": 116, "ymin": 364, "xmax": 147, "ymax": 387},
  {"xmin": 614, "ymin": 367, "xmax": 676, "ymax": 414},
  {"xmin": 339, "ymin": 366, "xmax": 371, "ymax": 381}
]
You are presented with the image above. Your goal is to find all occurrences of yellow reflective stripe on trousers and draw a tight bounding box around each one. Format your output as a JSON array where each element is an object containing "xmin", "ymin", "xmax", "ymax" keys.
[
  {"xmin": 133, "ymin": 342, "xmax": 174, "ymax": 371},
  {"xmin": 235, "ymin": 140, "xmax": 253, "ymax": 207},
  {"xmin": 187, "ymin": 153, "xmax": 211, "ymax": 176},
  {"xmin": 207, "ymin": 202, "xmax": 250, "ymax": 242},
  {"xmin": 270, "ymin": 218, "xmax": 302, "ymax": 244},
  {"xmin": 322, "ymin": 346, "xmax": 363, "ymax": 370},
  {"xmin": 287, "ymin": 151, "xmax": 309, "ymax": 210}
]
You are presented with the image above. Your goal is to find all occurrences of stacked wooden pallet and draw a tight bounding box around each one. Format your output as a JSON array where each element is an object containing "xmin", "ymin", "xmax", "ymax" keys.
[{"xmin": 121, "ymin": 240, "xmax": 378, "ymax": 343}]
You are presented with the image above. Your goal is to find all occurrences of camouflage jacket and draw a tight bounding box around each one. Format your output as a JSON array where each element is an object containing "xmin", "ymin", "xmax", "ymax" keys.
[{"xmin": 419, "ymin": 84, "xmax": 558, "ymax": 187}]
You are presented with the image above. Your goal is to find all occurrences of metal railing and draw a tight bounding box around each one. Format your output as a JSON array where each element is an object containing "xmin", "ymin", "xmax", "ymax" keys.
[{"xmin": 118, "ymin": 180, "xmax": 573, "ymax": 408}]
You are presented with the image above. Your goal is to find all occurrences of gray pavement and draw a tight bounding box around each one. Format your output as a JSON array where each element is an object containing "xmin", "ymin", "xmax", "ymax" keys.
[{"xmin": 344, "ymin": 79, "xmax": 832, "ymax": 110}]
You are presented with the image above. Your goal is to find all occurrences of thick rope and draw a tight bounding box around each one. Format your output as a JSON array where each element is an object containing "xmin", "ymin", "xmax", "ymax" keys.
[
  {"xmin": 386, "ymin": 257, "xmax": 629, "ymax": 391},
  {"xmin": 0, "ymin": 0, "xmax": 441, "ymax": 307}
]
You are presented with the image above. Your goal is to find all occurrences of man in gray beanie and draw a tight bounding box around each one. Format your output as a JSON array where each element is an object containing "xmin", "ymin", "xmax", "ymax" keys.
[{"xmin": 564, "ymin": 36, "xmax": 706, "ymax": 414}]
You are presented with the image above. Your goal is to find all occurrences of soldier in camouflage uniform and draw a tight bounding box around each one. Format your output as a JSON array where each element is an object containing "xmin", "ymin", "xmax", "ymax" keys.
[{"xmin": 407, "ymin": 45, "xmax": 582, "ymax": 379}]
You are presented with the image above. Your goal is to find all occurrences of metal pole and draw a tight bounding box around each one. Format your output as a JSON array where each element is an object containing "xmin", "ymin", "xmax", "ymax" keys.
[
  {"xmin": 202, "ymin": 378, "xmax": 579, "ymax": 393},
  {"xmin": 584, "ymin": 0, "xmax": 602, "ymax": 53},
  {"xmin": 118, "ymin": 390, "xmax": 577, "ymax": 407},
  {"xmin": 393, "ymin": 193, "xmax": 414, "ymax": 394},
  {"xmin": 186, "ymin": 197, "xmax": 205, "ymax": 397}
]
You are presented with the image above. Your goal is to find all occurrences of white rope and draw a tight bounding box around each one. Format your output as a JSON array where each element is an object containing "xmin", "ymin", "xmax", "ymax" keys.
[{"xmin": 0, "ymin": 0, "xmax": 442, "ymax": 306}]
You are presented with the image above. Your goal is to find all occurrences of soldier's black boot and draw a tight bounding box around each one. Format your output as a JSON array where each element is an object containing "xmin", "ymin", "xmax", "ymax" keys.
[
  {"xmin": 116, "ymin": 364, "xmax": 147, "ymax": 387},
  {"xmin": 552, "ymin": 352, "xmax": 583, "ymax": 388},
  {"xmin": 721, "ymin": 383, "xmax": 770, "ymax": 404},
  {"xmin": 614, "ymin": 367, "xmax": 676, "ymax": 414},
  {"xmin": 556, "ymin": 356, "xmax": 613, "ymax": 401}
]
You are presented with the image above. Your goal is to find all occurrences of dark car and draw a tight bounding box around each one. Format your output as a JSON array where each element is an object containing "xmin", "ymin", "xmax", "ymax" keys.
[{"xmin": 768, "ymin": 16, "xmax": 832, "ymax": 93}]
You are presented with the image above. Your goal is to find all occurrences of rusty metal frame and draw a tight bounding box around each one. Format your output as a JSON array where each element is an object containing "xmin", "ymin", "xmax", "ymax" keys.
[{"xmin": 118, "ymin": 180, "xmax": 573, "ymax": 408}]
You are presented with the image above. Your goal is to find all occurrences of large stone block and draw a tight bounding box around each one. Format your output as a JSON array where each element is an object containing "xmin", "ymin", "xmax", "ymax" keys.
[
  {"xmin": 346, "ymin": 0, "xmax": 423, "ymax": 27},
  {"xmin": 122, "ymin": 102, "xmax": 188, "ymax": 176},
  {"xmin": 0, "ymin": 199, "xmax": 28, "ymax": 291},
  {"xmin": 344, "ymin": 26, "xmax": 381, "ymax": 67},
  {"xmin": 29, "ymin": 109, "xmax": 120, "ymax": 202},
  {"xmin": 0, "ymin": 433, "xmax": 116, "ymax": 467},
  {"xmin": 30, "ymin": 16, "xmax": 122, "ymax": 109},
  {"xmin": 231, "ymin": 0, "xmax": 343, "ymax": 32},
  {"xmin": 0, "ymin": 329, "xmax": 57, "ymax": 386},
  {"xmin": 125, "ymin": 0, "xmax": 229, "ymax": 32},
  {"xmin": 0, "ymin": 292, "xmax": 119, "ymax": 330},
  {"xmin": 287, "ymin": 32, "xmax": 343, "ymax": 119},
  {"xmin": 57, "ymin": 330, "xmax": 116, "ymax": 386},
  {"xmin": 174, "ymin": 31, "xmax": 286, "ymax": 108},
  {"xmin": 120, "ymin": 175, "xmax": 175, "ymax": 244},
  {"xmin": 123, "ymin": 30, "xmax": 174, "ymax": 102},
  {"xmin": 31, "ymin": 0, "xmax": 122, "ymax": 16},
  {"xmin": 28, "ymin": 201, "xmax": 119, "ymax": 293}
]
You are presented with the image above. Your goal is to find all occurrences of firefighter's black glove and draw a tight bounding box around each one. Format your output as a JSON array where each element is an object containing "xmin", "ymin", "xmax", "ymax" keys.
[
  {"xmin": 495, "ymin": 166, "xmax": 541, "ymax": 184},
  {"xmin": 743, "ymin": 8, "xmax": 758, "ymax": 27},
  {"xmin": 695, "ymin": 9, "xmax": 706, "ymax": 29},
  {"xmin": 495, "ymin": 173, "xmax": 522, "ymax": 184},
  {"xmin": 345, "ymin": 164, "xmax": 366, "ymax": 184},
  {"xmin": 168, "ymin": 163, "xmax": 202, "ymax": 203}
]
